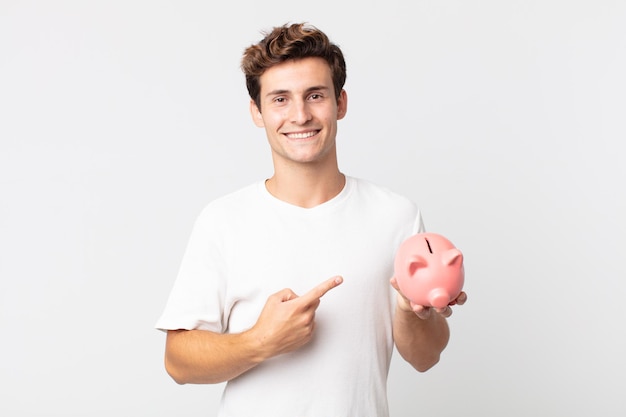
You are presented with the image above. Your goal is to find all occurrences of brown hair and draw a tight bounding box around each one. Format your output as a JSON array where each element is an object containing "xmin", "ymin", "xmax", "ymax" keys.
[{"xmin": 241, "ymin": 23, "xmax": 347, "ymax": 110}]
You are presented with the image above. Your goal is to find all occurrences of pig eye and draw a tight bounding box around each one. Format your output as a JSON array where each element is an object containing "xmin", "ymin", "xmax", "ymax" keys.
[{"xmin": 425, "ymin": 238, "xmax": 433, "ymax": 254}]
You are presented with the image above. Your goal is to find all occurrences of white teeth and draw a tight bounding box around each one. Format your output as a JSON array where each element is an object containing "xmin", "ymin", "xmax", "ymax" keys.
[{"xmin": 287, "ymin": 131, "xmax": 316, "ymax": 139}]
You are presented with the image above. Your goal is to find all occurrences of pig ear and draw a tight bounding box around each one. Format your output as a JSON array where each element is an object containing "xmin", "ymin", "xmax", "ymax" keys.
[
  {"xmin": 408, "ymin": 255, "xmax": 428, "ymax": 277},
  {"xmin": 442, "ymin": 249, "xmax": 463, "ymax": 266}
]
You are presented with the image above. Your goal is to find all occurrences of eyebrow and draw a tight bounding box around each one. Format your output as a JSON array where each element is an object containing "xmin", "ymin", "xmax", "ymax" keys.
[{"xmin": 265, "ymin": 85, "xmax": 331, "ymax": 98}]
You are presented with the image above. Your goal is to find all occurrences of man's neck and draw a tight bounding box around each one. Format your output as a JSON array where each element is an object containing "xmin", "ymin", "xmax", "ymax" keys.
[{"xmin": 265, "ymin": 167, "xmax": 346, "ymax": 209}]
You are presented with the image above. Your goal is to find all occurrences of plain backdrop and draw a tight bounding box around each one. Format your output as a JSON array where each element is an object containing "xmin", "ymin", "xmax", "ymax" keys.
[{"xmin": 1, "ymin": 1, "xmax": 625, "ymax": 416}]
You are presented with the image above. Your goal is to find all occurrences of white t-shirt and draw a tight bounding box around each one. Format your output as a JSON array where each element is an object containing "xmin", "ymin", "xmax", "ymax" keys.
[{"xmin": 156, "ymin": 176, "xmax": 424, "ymax": 417}]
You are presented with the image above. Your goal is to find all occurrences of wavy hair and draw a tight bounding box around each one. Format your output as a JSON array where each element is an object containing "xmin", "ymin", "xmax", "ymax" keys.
[{"xmin": 241, "ymin": 23, "xmax": 347, "ymax": 109}]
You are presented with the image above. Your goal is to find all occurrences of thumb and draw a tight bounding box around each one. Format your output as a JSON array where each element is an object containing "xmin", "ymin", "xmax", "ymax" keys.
[{"xmin": 276, "ymin": 288, "xmax": 299, "ymax": 302}]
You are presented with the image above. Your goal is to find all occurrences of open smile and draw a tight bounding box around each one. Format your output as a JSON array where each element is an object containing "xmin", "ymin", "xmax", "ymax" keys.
[{"xmin": 284, "ymin": 130, "xmax": 319, "ymax": 139}]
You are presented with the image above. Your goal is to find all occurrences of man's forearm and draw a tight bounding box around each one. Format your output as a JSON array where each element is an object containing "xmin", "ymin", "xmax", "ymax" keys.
[
  {"xmin": 164, "ymin": 329, "xmax": 266, "ymax": 384},
  {"xmin": 392, "ymin": 306, "xmax": 450, "ymax": 372}
]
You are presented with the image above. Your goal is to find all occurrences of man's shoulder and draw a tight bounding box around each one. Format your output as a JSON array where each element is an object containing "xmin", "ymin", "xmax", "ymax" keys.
[
  {"xmin": 349, "ymin": 176, "xmax": 417, "ymax": 208},
  {"xmin": 196, "ymin": 181, "xmax": 263, "ymax": 219}
]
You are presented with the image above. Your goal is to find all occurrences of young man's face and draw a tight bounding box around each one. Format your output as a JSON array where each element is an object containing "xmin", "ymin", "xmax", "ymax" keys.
[{"xmin": 250, "ymin": 57, "xmax": 347, "ymax": 168}]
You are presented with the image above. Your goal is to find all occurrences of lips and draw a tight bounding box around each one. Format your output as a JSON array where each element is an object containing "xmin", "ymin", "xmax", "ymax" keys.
[{"xmin": 285, "ymin": 130, "xmax": 319, "ymax": 139}]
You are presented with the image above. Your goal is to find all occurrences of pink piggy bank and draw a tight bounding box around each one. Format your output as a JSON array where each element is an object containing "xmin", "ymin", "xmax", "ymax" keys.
[{"xmin": 394, "ymin": 232, "xmax": 464, "ymax": 309}]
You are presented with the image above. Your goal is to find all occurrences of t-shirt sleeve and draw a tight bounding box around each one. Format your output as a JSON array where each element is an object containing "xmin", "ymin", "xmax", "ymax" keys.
[
  {"xmin": 413, "ymin": 209, "xmax": 425, "ymax": 234},
  {"xmin": 154, "ymin": 208, "xmax": 227, "ymax": 333}
]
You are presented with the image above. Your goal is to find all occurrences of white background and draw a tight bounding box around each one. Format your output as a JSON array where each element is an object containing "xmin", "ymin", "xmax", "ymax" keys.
[{"xmin": 1, "ymin": 1, "xmax": 625, "ymax": 416}]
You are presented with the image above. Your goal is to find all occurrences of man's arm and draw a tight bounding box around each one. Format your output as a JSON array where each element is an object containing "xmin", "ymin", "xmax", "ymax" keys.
[
  {"xmin": 163, "ymin": 276, "xmax": 343, "ymax": 384},
  {"xmin": 390, "ymin": 277, "xmax": 466, "ymax": 372},
  {"xmin": 165, "ymin": 328, "xmax": 263, "ymax": 384}
]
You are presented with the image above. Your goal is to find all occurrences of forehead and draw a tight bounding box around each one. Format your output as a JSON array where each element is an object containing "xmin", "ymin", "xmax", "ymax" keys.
[{"xmin": 259, "ymin": 57, "xmax": 333, "ymax": 95}]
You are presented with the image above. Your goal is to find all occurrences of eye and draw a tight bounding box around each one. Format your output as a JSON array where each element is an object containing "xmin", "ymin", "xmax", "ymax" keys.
[{"xmin": 308, "ymin": 93, "xmax": 323, "ymax": 101}]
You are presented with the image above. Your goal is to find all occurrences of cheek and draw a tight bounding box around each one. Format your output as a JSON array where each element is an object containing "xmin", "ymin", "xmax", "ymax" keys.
[
  {"xmin": 323, "ymin": 116, "xmax": 338, "ymax": 132},
  {"xmin": 265, "ymin": 112, "xmax": 287, "ymax": 129}
]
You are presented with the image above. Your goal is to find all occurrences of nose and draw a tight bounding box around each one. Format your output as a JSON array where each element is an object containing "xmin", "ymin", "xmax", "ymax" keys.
[{"xmin": 289, "ymin": 99, "xmax": 312, "ymax": 124}]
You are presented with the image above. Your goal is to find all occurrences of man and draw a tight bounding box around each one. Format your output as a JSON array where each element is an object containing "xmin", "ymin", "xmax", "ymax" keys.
[{"xmin": 156, "ymin": 22, "xmax": 466, "ymax": 416}]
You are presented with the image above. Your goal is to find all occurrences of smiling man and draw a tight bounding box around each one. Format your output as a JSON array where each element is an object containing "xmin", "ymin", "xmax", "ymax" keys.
[{"xmin": 156, "ymin": 22, "xmax": 466, "ymax": 417}]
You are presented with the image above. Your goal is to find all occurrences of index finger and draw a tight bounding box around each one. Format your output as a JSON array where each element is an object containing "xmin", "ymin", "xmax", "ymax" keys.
[{"xmin": 299, "ymin": 275, "xmax": 343, "ymax": 305}]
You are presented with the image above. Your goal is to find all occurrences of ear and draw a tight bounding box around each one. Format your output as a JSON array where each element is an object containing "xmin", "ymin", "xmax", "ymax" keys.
[
  {"xmin": 337, "ymin": 89, "xmax": 348, "ymax": 120},
  {"xmin": 407, "ymin": 254, "xmax": 427, "ymax": 277},
  {"xmin": 442, "ymin": 249, "xmax": 463, "ymax": 267},
  {"xmin": 249, "ymin": 99, "xmax": 264, "ymax": 127}
]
